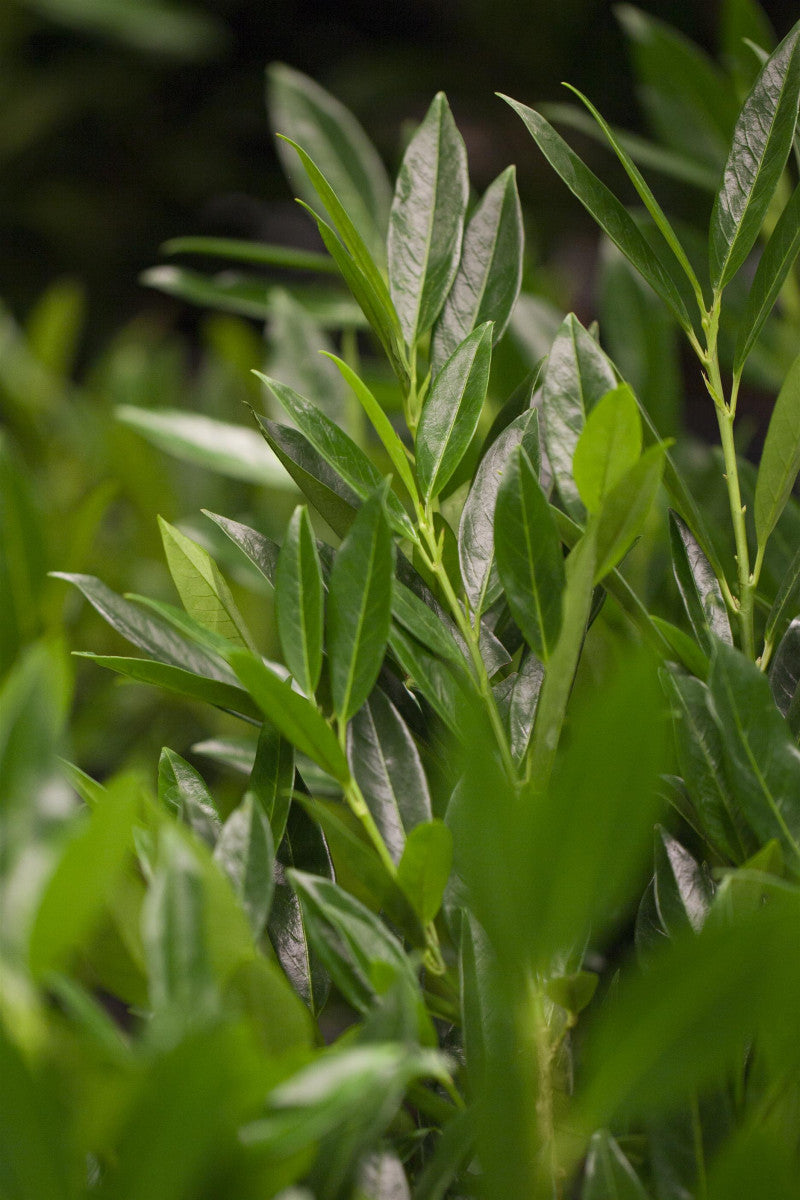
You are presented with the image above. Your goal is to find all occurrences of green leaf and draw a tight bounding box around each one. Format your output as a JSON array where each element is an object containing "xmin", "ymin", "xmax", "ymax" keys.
[
  {"xmin": 267, "ymin": 62, "xmax": 392, "ymax": 266},
  {"xmin": 710, "ymin": 25, "xmax": 800, "ymax": 290},
  {"xmin": 256, "ymin": 417, "xmax": 361, "ymax": 538},
  {"xmin": 213, "ymin": 794, "xmax": 275, "ymax": 939},
  {"xmin": 592, "ymin": 444, "xmax": 666, "ymax": 583},
  {"xmin": 416, "ymin": 323, "xmax": 493, "ymax": 501},
  {"xmin": 0, "ymin": 433, "xmax": 47, "ymax": 673},
  {"xmin": 755, "ymin": 349, "xmax": 800, "ymax": 547},
  {"xmin": 502, "ymin": 98, "xmax": 695, "ymax": 333},
  {"xmin": 459, "ymin": 409, "xmax": 541, "ymax": 615},
  {"xmin": 276, "ymin": 506, "xmax": 324, "ymax": 697},
  {"xmin": 431, "ymin": 165, "xmax": 524, "ymax": 370},
  {"xmin": 389, "ymin": 625, "xmax": 466, "ymax": 734},
  {"xmin": 495, "ymin": 446, "xmax": 565, "ymax": 661},
  {"xmin": 572, "ymin": 384, "xmax": 642, "ymax": 514},
  {"xmin": 388, "ymin": 92, "xmax": 469, "ymax": 347},
  {"xmin": 203, "ymin": 512, "xmax": 280, "ymax": 585},
  {"xmin": 769, "ymin": 617, "xmax": 800, "ymax": 733},
  {"xmin": 328, "ymin": 486, "xmax": 395, "ymax": 721},
  {"xmin": 158, "ymin": 517, "xmax": 256, "ymax": 651},
  {"xmin": 396, "ymin": 819, "xmax": 453, "ymax": 925},
  {"xmin": 545, "ymin": 970, "xmax": 598, "ymax": 1017},
  {"xmin": 158, "ymin": 748, "xmax": 221, "ymax": 846},
  {"xmin": 116, "ymin": 405, "xmax": 289, "ymax": 486},
  {"xmin": 735, "ymin": 180, "xmax": 800, "ymax": 372},
  {"xmin": 766, "ymin": 540, "xmax": 800, "ymax": 644},
  {"xmin": 347, "ymin": 689, "xmax": 432, "ymax": 864},
  {"xmin": 228, "ymin": 649, "xmax": 349, "ymax": 783},
  {"xmin": 75, "ymin": 653, "xmax": 262, "ymax": 722},
  {"xmin": 721, "ymin": 0, "xmax": 776, "ymax": 85},
  {"xmin": 0, "ymin": 1022, "xmax": 74, "ymax": 1200},
  {"xmin": 270, "ymin": 802, "xmax": 332, "ymax": 1015},
  {"xmin": 509, "ymin": 651, "xmax": 545, "ymax": 763},
  {"xmin": 163, "ymin": 234, "xmax": 336, "ymax": 273},
  {"xmin": 266, "ymin": 288, "xmax": 347, "ymax": 421},
  {"xmin": 29, "ymin": 776, "xmax": 138, "ymax": 978},
  {"xmin": 255, "ymin": 375, "xmax": 415, "ymax": 539},
  {"xmin": 653, "ymin": 826, "xmax": 712, "ymax": 936},
  {"xmin": 581, "ymin": 1130, "xmax": 651, "ymax": 1200},
  {"xmin": 392, "ymin": 576, "xmax": 466, "ymax": 669},
  {"xmin": 540, "ymin": 314, "xmax": 618, "ymax": 520},
  {"xmin": 248, "ymin": 722, "xmax": 295, "ymax": 847},
  {"xmin": 669, "ymin": 511, "xmax": 733, "ymax": 652}
]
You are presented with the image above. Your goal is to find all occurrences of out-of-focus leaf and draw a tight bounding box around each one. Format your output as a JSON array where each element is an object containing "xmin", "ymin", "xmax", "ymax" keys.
[
  {"xmin": 213, "ymin": 794, "xmax": 275, "ymax": 938},
  {"xmin": 669, "ymin": 511, "xmax": 732, "ymax": 652},
  {"xmin": 754, "ymin": 349, "xmax": 800, "ymax": 547},
  {"xmin": 266, "ymin": 289, "xmax": 347, "ymax": 422},
  {"xmin": 592, "ymin": 445, "xmax": 666, "ymax": 583},
  {"xmin": 163, "ymin": 234, "xmax": 336, "ymax": 273},
  {"xmin": 276, "ymin": 506, "xmax": 324, "ymax": 698},
  {"xmin": 158, "ymin": 748, "xmax": 220, "ymax": 846},
  {"xmin": 653, "ymin": 826, "xmax": 712, "ymax": 936},
  {"xmin": 573, "ymin": 385, "xmax": 642, "ymax": 514},
  {"xmin": 358, "ymin": 1150, "xmax": 411, "ymax": 1200},
  {"xmin": 581, "ymin": 1129, "xmax": 651, "ymax": 1199},
  {"xmin": 0, "ymin": 1021, "xmax": 74, "ymax": 1200},
  {"xmin": 159, "ymin": 517, "xmax": 256, "ymax": 650},
  {"xmin": 388, "ymin": 93, "xmax": 468, "ymax": 347},
  {"xmin": 396, "ymin": 819, "xmax": 452, "ymax": 924},
  {"xmin": 0, "ymin": 433, "xmax": 47, "ymax": 672}
]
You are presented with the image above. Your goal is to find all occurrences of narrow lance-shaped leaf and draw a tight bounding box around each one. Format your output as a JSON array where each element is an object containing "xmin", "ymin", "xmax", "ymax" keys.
[
  {"xmin": 735, "ymin": 180, "xmax": 800, "ymax": 373},
  {"xmin": 669, "ymin": 510, "xmax": 733, "ymax": 651},
  {"xmin": 159, "ymin": 517, "xmax": 256, "ymax": 651},
  {"xmin": 592, "ymin": 444, "xmax": 667, "ymax": 583},
  {"xmin": 328, "ymin": 485, "xmax": 396, "ymax": 722},
  {"xmin": 388, "ymin": 92, "xmax": 469, "ymax": 347},
  {"xmin": 416, "ymin": 322, "xmax": 493, "ymax": 502},
  {"xmin": 74, "ymin": 653, "xmax": 262, "ymax": 722},
  {"xmin": 276, "ymin": 506, "xmax": 324, "ymax": 697},
  {"xmin": 256, "ymin": 417, "xmax": 360, "ymax": 539},
  {"xmin": 248, "ymin": 722, "xmax": 295, "ymax": 847},
  {"xmin": 501, "ymin": 97, "xmax": 695, "ymax": 334},
  {"xmin": 431, "ymin": 165, "xmax": 524, "ymax": 371},
  {"xmin": 494, "ymin": 445, "xmax": 565, "ymax": 662},
  {"xmin": 572, "ymin": 384, "xmax": 642, "ymax": 514},
  {"xmin": 163, "ymin": 234, "xmax": 337, "ymax": 273},
  {"xmin": 755, "ymin": 349, "xmax": 800, "ymax": 547},
  {"xmin": 158, "ymin": 747, "xmax": 221, "ymax": 847},
  {"xmin": 213, "ymin": 794, "xmax": 275, "ymax": 939},
  {"xmin": 710, "ymin": 24, "xmax": 800, "ymax": 290}
]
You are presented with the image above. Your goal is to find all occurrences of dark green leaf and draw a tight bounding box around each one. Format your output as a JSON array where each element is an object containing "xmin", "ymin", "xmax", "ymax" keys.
[
  {"xmin": 710, "ymin": 25, "xmax": 800, "ymax": 290},
  {"xmin": 396, "ymin": 820, "xmax": 453, "ymax": 924},
  {"xmin": 769, "ymin": 617, "xmax": 800, "ymax": 735},
  {"xmin": 459, "ymin": 409, "xmax": 540, "ymax": 614},
  {"xmin": 653, "ymin": 826, "xmax": 712, "ymax": 935},
  {"xmin": 573, "ymin": 384, "xmax": 642, "ymax": 514},
  {"xmin": 202, "ymin": 511, "xmax": 280, "ymax": 585},
  {"xmin": 228, "ymin": 649, "xmax": 350, "ymax": 782},
  {"xmin": 735, "ymin": 180, "xmax": 800, "ymax": 372},
  {"xmin": 256, "ymin": 416, "xmax": 360, "ymax": 538},
  {"xmin": 158, "ymin": 748, "xmax": 221, "ymax": 846},
  {"xmin": 276, "ymin": 506, "xmax": 324, "ymax": 697},
  {"xmin": 388, "ymin": 92, "xmax": 468, "ymax": 346},
  {"xmin": 270, "ymin": 802, "xmax": 332, "ymax": 1015},
  {"xmin": 431, "ymin": 166, "xmax": 523, "ymax": 370},
  {"xmin": 509, "ymin": 650, "xmax": 545, "ymax": 762},
  {"xmin": 389, "ymin": 625, "xmax": 466, "ymax": 734},
  {"xmin": 213, "ymin": 794, "xmax": 275, "ymax": 938},
  {"xmin": 582, "ymin": 1129, "xmax": 651, "ymax": 1200},
  {"xmin": 502, "ymin": 98, "xmax": 695, "ymax": 332},
  {"xmin": 328, "ymin": 486, "xmax": 395, "ymax": 722},
  {"xmin": 159, "ymin": 517, "xmax": 256, "ymax": 650},
  {"xmin": 495, "ymin": 446, "xmax": 565, "ymax": 661},
  {"xmin": 248, "ymin": 722, "xmax": 295, "ymax": 847},
  {"xmin": 669, "ymin": 510, "xmax": 732, "ymax": 652},
  {"xmin": 267, "ymin": 62, "xmax": 392, "ymax": 265},
  {"xmin": 766, "ymin": 540, "xmax": 800, "ymax": 644},
  {"xmin": 416, "ymin": 323, "xmax": 493, "ymax": 501},
  {"xmin": 391, "ymin": 578, "xmax": 465, "ymax": 668},
  {"xmin": 592, "ymin": 444, "xmax": 666, "ymax": 583},
  {"xmin": 74, "ymin": 653, "xmax": 262, "ymax": 721},
  {"xmin": 347, "ymin": 689, "xmax": 432, "ymax": 864},
  {"xmin": 755, "ymin": 349, "xmax": 800, "ymax": 547},
  {"xmin": 0, "ymin": 434, "xmax": 47, "ymax": 672}
]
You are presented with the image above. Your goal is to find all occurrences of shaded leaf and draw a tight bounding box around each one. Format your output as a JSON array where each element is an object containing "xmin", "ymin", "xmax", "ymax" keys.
[
  {"xmin": 653, "ymin": 826, "xmax": 712, "ymax": 936},
  {"xmin": 754, "ymin": 349, "xmax": 800, "ymax": 547},
  {"xmin": 735, "ymin": 179, "xmax": 800, "ymax": 372},
  {"xmin": 213, "ymin": 794, "xmax": 275, "ymax": 938},
  {"xmin": 75, "ymin": 653, "xmax": 262, "ymax": 722},
  {"xmin": 582, "ymin": 1130, "xmax": 651, "ymax": 1200},
  {"xmin": 669, "ymin": 510, "xmax": 732, "ymax": 652},
  {"xmin": 203, "ymin": 511, "xmax": 280, "ymax": 586},
  {"xmin": 276, "ymin": 506, "xmax": 324, "ymax": 697},
  {"xmin": 257, "ymin": 416, "xmax": 360, "ymax": 538},
  {"xmin": 249, "ymin": 720, "xmax": 296, "ymax": 848}
]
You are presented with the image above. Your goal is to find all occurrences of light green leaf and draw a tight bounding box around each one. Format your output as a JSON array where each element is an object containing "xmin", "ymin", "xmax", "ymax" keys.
[
  {"xmin": 276, "ymin": 506, "xmax": 324, "ymax": 697},
  {"xmin": 592, "ymin": 444, "xmax": 666, "ymax": 583},
  {"xmin": 328, "ymin": 486, "xmax": 395, "ymax": 722},
  {"xmin": 266, "ymin": 288, "xmax": 347, "ymax": 422},
  {"xmin": 213, "ymin": 794, "xmax": 275, "ymax": 938},
  {"xmin": 388, "ymin": 92, "xmax": 469, "ymax": 346},
  {"xmin": 755, "ymin": 349, "xmax": 800, "ymax": 546},
  {"xmin": 158, "ymin": 747, "xmax": 220, "ymax": 846},
  {"xmin": 573, "ymin": 384, "xmax": 642, "ymax": 513},
  {"xmin": 416, "ymin": 322, "xmax": 493, "ymax": 501},
  {"xmin": 582, "ymin": 1129, "xmax": 650, "ymax": 1199},
  {"xmin": 396, "ymin": 820, "xmax": 453, "ymax": 925},
  {"xmin": 158, "ymin": 517, "xmax": 256, "ymax": 651}
]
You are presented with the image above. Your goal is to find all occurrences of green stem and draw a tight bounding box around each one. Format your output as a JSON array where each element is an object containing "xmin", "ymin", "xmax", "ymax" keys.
[{"xmin": 717, "ymin": 406, "xmax": 755, "ymax": 659}]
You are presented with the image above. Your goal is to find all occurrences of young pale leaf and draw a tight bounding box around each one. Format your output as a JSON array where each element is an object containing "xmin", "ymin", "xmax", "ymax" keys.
[
  {"xmin": 502, "ymin": 97, "xmax": 695, "ymax": 333},
  {"xmin": 416, "ymin": 322, "xmax": 493, "ymax": 502},
  {"xmin": 388, "ymin": 92, "xmax": 469, "ymax": 347},
  {"xmin": 158, "ymin": 747, "xmax": 221, "ymax": 846},
  {"xmin": 267, "ymin": 63, "xmax": 392, "ymax": 265},
  {"xmin": 669, "ymin": 510, "xmax": 733, "ymax": 651},
  {"xmin": 158, "ymin": 517, "xmax": 256, "ymax": 651},
  {"xmin": 572, "ymin": 384, "xmax": 642, "ymax": 514},
  {"xmin": 396, "ymin": 819, "xmax": 453, "ymax": 925},
  {"xmin": 228, "ymin": 649, "xmax": 349, "ymax": 783},
  {"xmin": 582, "ymin": 1130, "xmax": 651, "ymax": 1200},
  {"xmin": 592, "ymin": 444, "xmax": 666, "ymax": 583},
  {"xmin": 74, "ymin": 653, "xmax": 262, "ymax": 722},
  {"xmin": 256, "ymin": 375, "xmax": 415, "ymax": 539},
  {"xmin": 494, "ymin": 446, "xmax": 565, "ymax": 662},
  {"xmin": 735, "ymin": 180, "xmax": 800, "ymax": 373},
  {"xmin": 431, "ymin": 166, "xmax": 524, "ymax": 371},
  {"xmin": 276, "ymin": 506, "xmax": 324, "ymax": 697},
  {"xmin": 459, "ymin": 409, "xmax": 540, "ymax": 615},
  {"xmin": 755, "ymin": 350, "xmax": 800, "ymax": 547},
  {"xmin": 328, "ymin": 486, "xmax": 395, "ymax": 722},
  {"xmin": 347, "ymin": 689, "xmax": 432, "ymax": 864},
  {"xmin": 213, "ymin": 794, "xmax": 275, "ymax": 939},
  {"xmin": 541, "ymin": 314, "xmax": 618, "ymax": 520},
  {"xmin": 710, "ymin": 25, "xmax": 800, "ymax": 290}
]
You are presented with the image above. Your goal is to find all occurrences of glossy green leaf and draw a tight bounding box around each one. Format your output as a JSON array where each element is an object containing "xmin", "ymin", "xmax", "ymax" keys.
[
  {"xmin": 573, "ymin": 384, "xmax": 642, "ymax": 514},
  {"xmin": 391, "ymin": 577, "xmax": 465, "ymax": 669},
  {"xmin": 159, "ymin": 517, "xmax": 256, "ymax": 651},
  {"xmin": 347, "ymin": 689, "xmax": 432, "ymax": 864},
  {"xmin": 213, "ymin": 794, "xmax": 275, "ymax": 939},
  {"xmin": 256, "ymin": 375, "xmax": 415, "ymax": 539},
  {"xmin": 158, "ymin": 747, "xmax": 221, "ymax": 847},
  {"xmin": 389, "ymin": 624, "xmax": 466, "ymax": 734},
  {"xmin": 74, "ymin": 653, "xmax": 262, "ymax": 722},
  {"xmin": 431, "ymin": 166, "xmax": 524, "ymax": 370},
  {"xmin": 755, "ymin": 350, "xmax": 800, "ymax": 547},
  {"xmin": 459, "ymin": 409, "xmax": 540, "ymax": 614},
  {"xmin": 509, "ymin": 650, "xmax": 545, "ymax": 763},
  {"xmin": 202, "ymin": 511, "xmax": 280, "ymax": 586},
  {"xmin": 256, "ymin": 417, "xmax": 360, "ymax": 538},
  {"xmin": 710, "ymin": 25, "xmax": 800, "ymax": 290},
  {"xmin": 276, "ymin": 506, "xmax": 324, "ymax": 697},
  {"xmin": 653, "ymin": 826, "xmax": 712, "ymax": 936},
  {"xmin": 267, "ymin": 63, "xmax": 392, "ymax": 266},
  {"xmin": 769, "ymin": 617, "xmax": 800, "ymax": 734},
  {"xmin": 388, "ymin": 92, "xmax": 469, "ymax": 347},
  {"xmin": 228, "ymin": 649, "xmax": 349, "ymax": 782},
  {"xmin": 502, "ymin": 97, "xmax": 695, "ymax": 333},
  {"xmin": 735, "ymin": 181, "xmax": 800, "ymax": 372},
  {"xmin": 540, "ymin": 313, "xmax": 618, "ymax": 520},
  {"xmin": 163, "ymin": 234, "xmax": 336, "ymax": 273},
  {"xmin": 416, "ymin": 322, "xmax": 492, "ymax": 501},
  {"xmin": 328, "ymin": 485, "xmax": 395, "ymax": 722},
  {"xmin": 495, "ymin": 445, "xmax": 565, "ymax": 661},
  {"xmin": 396, "ymin": 819, "xmax": 453, "ymax": 925},
  {"xmin": 592, "ymin": 444, "xmax": 666, "ymax": 583},
  {"xmin": 247, "ymin": 722, "xmax": 295, "ymax": 848},
  {"xmin": 581, "ymin": 1130, "xmax": 650, "ymax": 1200},
  {"xmin": 766, "ymin": 540, "xmax": 800, "ymax": 644},
  {"xmin": 669, "ymin": 510, "xmax": 732, "ymax": 651}
]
